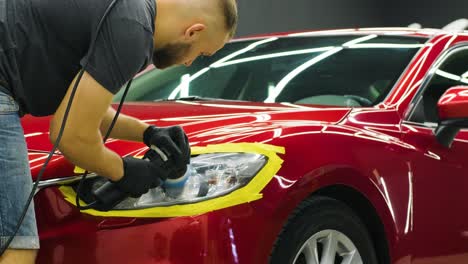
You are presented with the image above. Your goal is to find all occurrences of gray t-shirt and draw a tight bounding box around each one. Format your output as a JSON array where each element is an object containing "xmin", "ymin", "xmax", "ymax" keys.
[{"xmin": 0, "ymin": 0, "xmax": 155, "ymax": 116}]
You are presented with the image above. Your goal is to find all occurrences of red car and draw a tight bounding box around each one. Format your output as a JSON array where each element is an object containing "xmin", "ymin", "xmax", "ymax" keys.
[{"xmin": 24, "ymin": 27, "xmax": 468, "ymax": 264}]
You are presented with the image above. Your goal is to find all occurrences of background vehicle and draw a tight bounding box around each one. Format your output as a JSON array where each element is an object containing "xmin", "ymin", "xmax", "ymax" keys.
[{"xmin": 23, "ymin": 27, "xmax": 468, "ymax": 263}]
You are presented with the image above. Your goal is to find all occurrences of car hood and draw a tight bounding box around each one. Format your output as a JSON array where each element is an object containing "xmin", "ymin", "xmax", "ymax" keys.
[{"xmin": 22, "ymin": 101, "xmax": 351, "ymax": 180}]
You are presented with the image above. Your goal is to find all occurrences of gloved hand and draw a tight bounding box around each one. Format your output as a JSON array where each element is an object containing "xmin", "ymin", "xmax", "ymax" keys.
[
  {"xmin": 143, "ymin": 148, "xmax": 190, "ymax": 199},
  {"xmin": 113, "ymin": 156, "xmax": 171, "ymax": 198},
  {"xmin": 143, "ymin": 148, "xmax": 187, "ymax": 180},
  {"xmin": 143, "ymin": 125, "xmax": 190, "ymax": 175}
]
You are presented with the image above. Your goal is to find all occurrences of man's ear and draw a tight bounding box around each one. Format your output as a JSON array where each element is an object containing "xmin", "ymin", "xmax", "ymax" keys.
[{"xmin": 184, "ymin": 23, "xmax": 206, "ymax": 42}]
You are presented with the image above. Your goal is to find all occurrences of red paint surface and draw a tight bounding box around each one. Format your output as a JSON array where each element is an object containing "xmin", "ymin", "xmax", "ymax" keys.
[{"xmin": 21, "ymin": 29, "xmax": 468, "ymax": 264}]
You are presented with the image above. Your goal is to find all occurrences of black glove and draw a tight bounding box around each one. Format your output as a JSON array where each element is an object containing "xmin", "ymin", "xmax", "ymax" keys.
[
  {"xmin": 143, "ymin": 125, "xmax": 191, "ymax": 171},
  {"xmin": 143, "ymin": 149, "xmax": 187, "ymax": 180},
  {"xmin": 113, "ymin": 156, "xmax": 170, "ymax": 198}
]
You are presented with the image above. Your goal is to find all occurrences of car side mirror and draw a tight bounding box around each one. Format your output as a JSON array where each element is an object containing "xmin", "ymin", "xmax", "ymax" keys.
[{"xmin": 435, "ymin": 86, "xmax": 468, "ymax": 147}]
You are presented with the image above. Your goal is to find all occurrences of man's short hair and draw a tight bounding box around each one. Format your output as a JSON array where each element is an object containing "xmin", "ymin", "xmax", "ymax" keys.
[{"xmin": 219, "ymin": 0, "xmax": 238, "ymax": 38}]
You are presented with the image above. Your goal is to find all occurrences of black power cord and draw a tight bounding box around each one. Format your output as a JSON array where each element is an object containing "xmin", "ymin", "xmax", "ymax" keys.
[
  {"xmin": 75, "ymin": 78, "xmax": 133, "ymax": 210},
  {"xmin": 0, "ymin": 0, "xmax": 124, "ymax": 256}
]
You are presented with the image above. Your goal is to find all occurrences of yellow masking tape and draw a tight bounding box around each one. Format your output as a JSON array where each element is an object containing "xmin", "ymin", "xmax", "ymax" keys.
[
  {"xmin": 60, "ymin": 143, "xmax": 285, "ymax": 218},
  {"xmin": 74, "ymin": 166, "xmax": 86, "ymax": 174}
]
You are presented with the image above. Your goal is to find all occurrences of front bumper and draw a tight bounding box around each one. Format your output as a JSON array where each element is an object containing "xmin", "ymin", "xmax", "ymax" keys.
[{"xmin": 35, "ymin": 187, "xmax": 280, "ymax": 264}]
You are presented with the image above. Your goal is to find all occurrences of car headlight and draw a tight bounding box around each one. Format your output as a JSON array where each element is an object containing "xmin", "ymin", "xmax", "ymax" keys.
[
  {"xmin": 87, "ymin": 153, "xmax": 267, "ymax": 209},
  {"xmin": 59, "ymin": 143, "xmax": 285, "ymax": 217}
]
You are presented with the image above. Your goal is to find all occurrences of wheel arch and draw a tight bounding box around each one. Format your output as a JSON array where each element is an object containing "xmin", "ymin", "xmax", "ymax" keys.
[
  {"xmin": 269, "ymin": 166, "xmax": 397, "ymax": 264},
  {"xmin": 315, "ymin": 185, "xmax": 390, "ymax": 264}
]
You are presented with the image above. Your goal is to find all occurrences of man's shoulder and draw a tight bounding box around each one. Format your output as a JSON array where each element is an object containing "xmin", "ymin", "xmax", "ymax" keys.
[{"xmin": 112, "ymin": 0, "xmax": 155, "ymax": 34}]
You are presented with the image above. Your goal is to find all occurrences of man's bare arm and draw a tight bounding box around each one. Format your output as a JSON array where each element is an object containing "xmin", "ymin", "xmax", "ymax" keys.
[
  {"xmin": 99, "ymin": 107, "xmax": 149, "ymax": 142},
  {"xmin": 49, "ymin": 71, "xmax": 124, "ymax": 181}
]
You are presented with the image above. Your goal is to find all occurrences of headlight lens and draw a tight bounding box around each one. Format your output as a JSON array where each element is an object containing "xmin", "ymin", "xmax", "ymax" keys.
[{"xmin": 91, "ymin": 153, "xmax": 267, "ymax": 209}]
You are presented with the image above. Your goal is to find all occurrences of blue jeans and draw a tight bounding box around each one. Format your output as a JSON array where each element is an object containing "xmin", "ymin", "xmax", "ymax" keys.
[{"xmin": 0, "ymin": 90, "xmax": 39, "ymax": 249}]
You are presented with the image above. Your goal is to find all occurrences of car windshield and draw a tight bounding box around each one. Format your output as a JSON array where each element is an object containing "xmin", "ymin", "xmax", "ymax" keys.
[{"xmin": 115, "ymin": 34, "xmax": 428, "ymax": 107}]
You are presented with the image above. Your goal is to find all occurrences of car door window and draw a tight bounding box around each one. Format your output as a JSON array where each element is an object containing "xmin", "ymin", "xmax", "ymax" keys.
[{"xmin": 407, "ymin": 46, "xmax": 468, "ymax": 124}]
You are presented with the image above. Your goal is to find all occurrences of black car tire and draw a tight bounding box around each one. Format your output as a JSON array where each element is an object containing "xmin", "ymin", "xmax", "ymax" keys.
[{"xmin": 270, "ymin": 196, "xmax": 378, "ymax": 264}]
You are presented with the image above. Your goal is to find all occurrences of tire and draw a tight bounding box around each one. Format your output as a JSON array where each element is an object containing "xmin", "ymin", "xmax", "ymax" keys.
[{"xmin": 270, "ymin": 196, "xmax": 378, "ymax": 264}]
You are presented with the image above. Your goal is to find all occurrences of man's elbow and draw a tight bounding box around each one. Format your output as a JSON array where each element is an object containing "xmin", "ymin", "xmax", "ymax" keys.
[
  {"xmin": 49, "ymin": 126, "xmax": 68, "ymax": 149},
  {"xmin": 48, "ymin": 120, "xmax": 73, "ymax": 149},
  {"xmin": 49, "ymin": 120, "xmax": 60, "ymax": 146}
]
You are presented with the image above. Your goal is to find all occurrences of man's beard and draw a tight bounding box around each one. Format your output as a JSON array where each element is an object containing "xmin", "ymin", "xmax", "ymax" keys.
[{"xmin": 152, "ymin": 42, "xmax": 192, "ymax": 69}]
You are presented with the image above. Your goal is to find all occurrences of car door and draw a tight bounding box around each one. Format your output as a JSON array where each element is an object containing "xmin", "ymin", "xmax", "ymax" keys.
[{"xmin": 401, "ymin": 44, "xmax": 468, "ymax": 264}]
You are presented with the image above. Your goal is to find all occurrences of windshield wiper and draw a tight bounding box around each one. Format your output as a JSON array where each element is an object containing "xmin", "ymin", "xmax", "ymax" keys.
[{"xmin": 154, "ymin": 96, "xmax": 247, "ymax": 102}]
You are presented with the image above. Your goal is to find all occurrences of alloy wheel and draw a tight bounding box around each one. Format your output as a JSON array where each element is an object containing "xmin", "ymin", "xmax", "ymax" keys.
[{"xmin": 292, "ymin": 229, "xmax": 363, "ymax": 264}]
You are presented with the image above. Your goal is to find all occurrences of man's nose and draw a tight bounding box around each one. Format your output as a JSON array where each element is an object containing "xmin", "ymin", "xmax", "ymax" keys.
[{"xmin": 184, "ymin": 60, "xmax": 193, "ymax": 67}]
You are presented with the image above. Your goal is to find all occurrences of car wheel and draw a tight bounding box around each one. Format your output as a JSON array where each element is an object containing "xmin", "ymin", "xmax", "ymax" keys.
[{"xmin": 270, "ymin": 196, "xmax": 378, "ymax": 264}]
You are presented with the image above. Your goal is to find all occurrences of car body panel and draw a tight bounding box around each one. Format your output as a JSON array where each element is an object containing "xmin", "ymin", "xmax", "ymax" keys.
[
  {"xmin": 24, "ymin": 29, "xmax": 468, "ymax": 263},
  {"xmin": 400, "ymin": 124, "xmax": 468, "ymax": 264}
]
